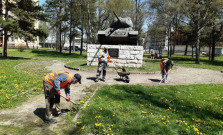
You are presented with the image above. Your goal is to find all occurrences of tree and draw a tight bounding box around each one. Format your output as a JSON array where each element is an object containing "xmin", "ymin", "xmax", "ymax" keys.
[
  {"xmin": 0, "ymin": 0, "xmax": 47, "ymax": 58},
  {"xmin": 147, "ymin": 0, "xmax": 182, "ymax": 57},
  {"xmin": 39, "ymin": 21, "xmax": 50, "ymax": 47},
  {"xmin": 132, "ymin": 0, "xmax": 146, "ymax": 45},
  {"xmin": 180, "ymin": 0, "xmax": 223, "ymax": 64},
  {"xmin": 1, "ymin": 0, "xmax": 17, "ymax": 58},
  {"xmin": 15, "ymin": 0, "xmax": 48, "ymax": 48},
  {"xmin": 45, "ymin": 0, "xmax": 68, "ymax": 53}
]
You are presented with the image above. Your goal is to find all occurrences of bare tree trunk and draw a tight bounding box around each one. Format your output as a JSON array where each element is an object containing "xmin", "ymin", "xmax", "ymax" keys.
[
  {"xmin": 80, "ymin": 3, "xmax": 83, "ymax": 55},
  {"xmin": 208, "ymin": 32, "xmax": 211, "ymax": 61},
  {"xmin": 192, "ymin": 46, "xmax": 194, "ymax": 58},
  {"xmin": 80, "ymin": 27, "xmax": 83, "ymax": 55},
  {"xmin": 195, "ymin": 30, "xmax": 200, "ymax": 64},
  {"xmin": 167, "ymin": 24, "xmax": 171, "ymax": 58},
  {"xmin": 3, "ymin": 30, "xmax": 8, "ymax": 58},
  {"xmin": 3, "ymin": 0, "xmax": 9, "ymax": 58},
  {"xmin": 59, "ymin": 1, "xmax": 62, "ymax": 54},
  {"xmin": 25, "ymin": 40, "xmax": 29, "ymax": 48},
  {"xmin": 211, "ymin": 26, "xmax": 216, "ymax": 61},
  {"xmin": 208, "ymin": 45, "xmax": 211, "ymax": 61},
  {"xmin": 184, "ymin": 42, "xmax": 188, "ymax": 55}
]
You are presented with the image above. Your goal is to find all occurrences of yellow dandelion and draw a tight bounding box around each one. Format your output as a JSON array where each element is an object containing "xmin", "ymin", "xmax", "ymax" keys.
[
  {"xmin": 141, "ymin": 111, "xmax": 147, "ymax": 114},
  {"xmin": 81, "ymin": 126, "xmax": 85, "ymax": 130},
  {"xmin": 76, "ymin": 121, "xmax": 82, "ymax": 125}
]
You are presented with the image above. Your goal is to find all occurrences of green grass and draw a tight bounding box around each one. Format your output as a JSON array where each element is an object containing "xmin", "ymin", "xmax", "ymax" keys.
[
  {"xmin": 144, "ymin": 54, "xmax": 223, "ymax": 71},
  {"xmin": 66, "ymin": 54, "xmax": 223, "ymax": 72},
  {"xmin": 0, "ymin": 48, "xmax": 87, "ymax": 109},
  {"xmin": 67, "ymin": 84, "xmax": 223, "ymax": 135},
  {"xmin": 0, "ymin": 48, "xmax": 87, "ymax": 60}
]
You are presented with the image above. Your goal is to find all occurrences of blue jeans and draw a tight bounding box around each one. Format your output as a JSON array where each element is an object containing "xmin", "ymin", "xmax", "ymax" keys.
[{"xmin": 161, "ymin": 71, "xmax": 168, "ymax": 82}]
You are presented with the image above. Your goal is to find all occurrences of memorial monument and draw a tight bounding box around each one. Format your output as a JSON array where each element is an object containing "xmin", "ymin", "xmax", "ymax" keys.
[{"xmin": 87, "ymin": 12, "xmax": 144, "ymax": 68}]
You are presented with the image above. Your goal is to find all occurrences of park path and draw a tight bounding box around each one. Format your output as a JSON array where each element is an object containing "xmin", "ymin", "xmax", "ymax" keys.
[{"xmin": 0, "ymin": 60, "xmax": 222, "ymax": 134}]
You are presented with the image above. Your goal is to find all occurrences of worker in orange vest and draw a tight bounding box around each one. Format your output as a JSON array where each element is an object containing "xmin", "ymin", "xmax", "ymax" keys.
[
  {"xmin": 95, "ymin": 46, "xmax": 112, "ymax": 82},
  {"xmin": 43, "ymin": 71, "xmax": 81, "ymax": 123},
  {"xmin": 160, "ymin": 58, "xmax": 174, "ymax": 83}
]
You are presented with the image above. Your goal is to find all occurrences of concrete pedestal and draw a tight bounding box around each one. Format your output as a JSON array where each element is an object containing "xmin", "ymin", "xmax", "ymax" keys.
[{"xmin": 87, "ymin": 44, "xmax": 143, "ymax": 68}]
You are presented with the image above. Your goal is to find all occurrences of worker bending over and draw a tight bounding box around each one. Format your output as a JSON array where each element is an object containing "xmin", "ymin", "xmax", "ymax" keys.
[
  {"xmin": 160, "ymin": 58, "xmax": 174, "ymax": 83},
  {"xmin": 43, "ymin": 71, "xmax": 81, "ymax": 123}
]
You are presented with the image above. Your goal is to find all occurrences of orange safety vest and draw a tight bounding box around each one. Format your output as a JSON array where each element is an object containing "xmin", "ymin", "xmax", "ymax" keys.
[
  {"xmin": 44, "ymin": 71, "xmax": 72, "ymax": 89},
  {"xmin": 98, "ymin": 50, "xmax": 110, "ymax": 63},
  {"xmin": 160, "ymin": 59, "xmax": 168, "ymax": 71}
]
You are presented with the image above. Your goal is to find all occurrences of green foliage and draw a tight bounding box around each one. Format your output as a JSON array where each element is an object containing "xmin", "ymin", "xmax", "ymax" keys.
[{"xmin": 70, "ymin": 84, "xmax": 223, "ymax": 135}]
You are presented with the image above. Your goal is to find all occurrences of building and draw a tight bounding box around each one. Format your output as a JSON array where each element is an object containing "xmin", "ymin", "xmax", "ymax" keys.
[{"xmin": 63, "ymin": 37, "xmax": 87, "ymax": 50}]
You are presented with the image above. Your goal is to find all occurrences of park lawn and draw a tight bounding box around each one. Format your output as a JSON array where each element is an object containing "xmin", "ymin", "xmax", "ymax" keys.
[
  {"xmin": 0, "ymin": 48, "xmax": 87, "ymax": 109},
  {"xmin": 144, "ymin": 54, "xmax": 223, "ymax": 71},
  {"xmin": 65, "ymin": 54, "xmax": 223, "ymax": 72},
  {"xmin": 1, "ymin": 48, "xmax": 87, "ymax": 61},
  {"xmin": 67, "ymin": 84, "xmax": 223, "ymax": 135}
]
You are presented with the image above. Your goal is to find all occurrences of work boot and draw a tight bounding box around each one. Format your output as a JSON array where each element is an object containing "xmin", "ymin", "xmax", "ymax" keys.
[
  {"xmin": 59, "ymin": 112, "xmax": 67, "ymax": 116},
  {"xmin": 102, "ymin": 76, "xmax": 106, "ymax": 82},
  {"xmin": 45, "ymin": 119, "xmax": 57, "ymax": 124}
]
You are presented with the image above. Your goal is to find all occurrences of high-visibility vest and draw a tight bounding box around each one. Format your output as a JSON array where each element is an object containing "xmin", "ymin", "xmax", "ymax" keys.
[
  {"xmin": 44, "ymin": 71, "xmax": 72, "ymax": 89},
  {"xmin": 98, "ymin": 50, "xmax": 110, "ymax": 63},
  {"xmin": 160, "ymin": 59, "xmax": 168, "ymax": 71}
]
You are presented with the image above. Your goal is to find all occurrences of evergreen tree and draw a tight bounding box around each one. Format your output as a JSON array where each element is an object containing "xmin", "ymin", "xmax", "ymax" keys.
[{"xmin": 0, "ymin": 0, "xmax": 48, "ymax": 58}]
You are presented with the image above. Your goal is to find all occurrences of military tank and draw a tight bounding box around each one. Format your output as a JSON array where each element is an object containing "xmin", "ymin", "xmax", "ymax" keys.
[{"xmin": 98, "ymin": 12, "xmax": 138, "ymax": 45}]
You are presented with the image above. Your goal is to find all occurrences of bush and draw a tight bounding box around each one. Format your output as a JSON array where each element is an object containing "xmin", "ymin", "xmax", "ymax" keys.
[{"xmin": 18, "ymin": 45, "xmax": 26, "ymax": 52}]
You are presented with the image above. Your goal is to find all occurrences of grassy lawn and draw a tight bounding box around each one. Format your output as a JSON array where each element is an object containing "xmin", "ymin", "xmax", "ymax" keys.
[
  {"xmin": 66, "ymin": 84, "xmax": 223, "ymax": 135},
  {"xmin": 144, "ymin": 54, "xmax": 223, "ymax": 71},
  {"xmin": 0, "ymin": 48, "xmax": 87, "ymax": 109},
  {"xmin": 66, "ymin": 54, "xmax": 223, "ymax": 72},
  {"xmin": 0, "ymin": 48, "xmax": 223, "ymax": 134}
]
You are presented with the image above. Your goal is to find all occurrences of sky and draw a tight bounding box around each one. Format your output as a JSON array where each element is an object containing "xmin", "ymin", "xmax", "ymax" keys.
[{"xmin": 39, "ymin": 0, "xmax": 45, "ymax": 5}]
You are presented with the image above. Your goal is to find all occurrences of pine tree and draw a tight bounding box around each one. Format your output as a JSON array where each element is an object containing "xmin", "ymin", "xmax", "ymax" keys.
[{"xmin": 0, "ymin": 0, "xmax": 48, "ymax": 58}]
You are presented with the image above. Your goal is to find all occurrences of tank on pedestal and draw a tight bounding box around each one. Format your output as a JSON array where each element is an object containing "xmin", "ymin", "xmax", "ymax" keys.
[{"xmin": 98, "ymin": 12, "xmax": 138, "ymax": 45}]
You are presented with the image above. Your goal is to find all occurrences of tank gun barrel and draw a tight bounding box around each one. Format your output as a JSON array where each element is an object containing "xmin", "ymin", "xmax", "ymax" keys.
[{"xmin": 113, "ymin": 11, "xmax": 121, "ymax": 22}]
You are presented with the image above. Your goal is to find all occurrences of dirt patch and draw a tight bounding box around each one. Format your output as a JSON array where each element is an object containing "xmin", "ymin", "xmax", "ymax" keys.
[{"xmin": 0, "ymin": 60, "xmax": 222, "ymax": 133}]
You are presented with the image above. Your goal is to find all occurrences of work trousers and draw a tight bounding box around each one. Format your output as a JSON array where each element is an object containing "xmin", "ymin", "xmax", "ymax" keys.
[
  {"xmin": 43, "ymin": 81, "xmax": 61, "ymax": 120},
  {"xmin": 161, "ymin": 70, "xmax": 169, "ymax": 82},
  {"xmin": 96, "ymin": 62, "xmax": 107, "ymax": 79}
]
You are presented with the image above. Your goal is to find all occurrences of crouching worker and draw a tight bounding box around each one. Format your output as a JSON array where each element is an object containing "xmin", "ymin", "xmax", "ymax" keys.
[
  {"xmin": 43, "ymin": 71, "xmax": 81, "ymax": 123},
  {"xmin": 95, "ymin": 46, "xmax": 112, "ymax": 82},
  {"xmin": 160, "ymin": 58, "xmax": 174, "ymax": 83}
]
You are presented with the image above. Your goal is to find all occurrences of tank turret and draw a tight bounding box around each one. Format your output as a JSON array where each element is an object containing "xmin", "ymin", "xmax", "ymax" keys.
[{"xmin": 97, "ymin": 11, "xmax": 138, "ymax": 45}]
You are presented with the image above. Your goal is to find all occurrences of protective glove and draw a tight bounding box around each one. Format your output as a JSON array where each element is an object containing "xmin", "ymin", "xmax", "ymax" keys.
[
  {"xmin": 66, "ymin": 97, "xmax": 70, "ymax": 102},
  {"xmin": 57, "ymin": 90, "xmax": 61, "ymax": 95}
]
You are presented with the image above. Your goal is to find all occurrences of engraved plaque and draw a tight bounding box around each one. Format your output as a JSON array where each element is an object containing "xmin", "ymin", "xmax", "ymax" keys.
[{"xmin": 108, "ymin": 48, "xmax": 119, "ymax": 58}]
